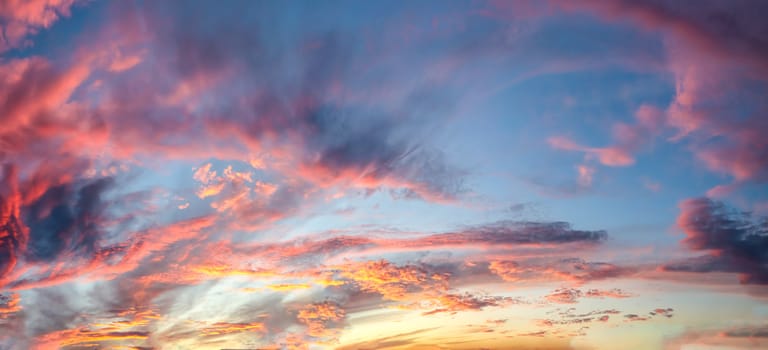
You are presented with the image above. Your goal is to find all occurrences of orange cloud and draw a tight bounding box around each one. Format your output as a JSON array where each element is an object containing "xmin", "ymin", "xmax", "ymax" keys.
[
  {"xmin": 6, "ymin": 215, "xmax": 215, "ymax": 291},
  {"xmin": 337, "ymin": 260, "xmax": 448, "ymax": 300},
  {"xmin": 266, "ymin": 283, "xmax": 312, "ymax": 292},
  {"xmin": 34, "ymin": 329, "xmax": 148, "ymax": 349},
  {"xmin": 0, "ymin": 293, "xmax": 21, "ymax": 318},
  {"xmin": 296, "ymin": 301, "xmax": 345, "ymax": 339},
  {"xmin": 488, "ymin": 260, "xmax": 530, "ymax": 282},
  {"xmin": 32, "ymin": 308, "xmax": 159, "ymax": 349},
  {"xmin": 200, "ymin": 321, "xmax": 265, "ymax": 336}
]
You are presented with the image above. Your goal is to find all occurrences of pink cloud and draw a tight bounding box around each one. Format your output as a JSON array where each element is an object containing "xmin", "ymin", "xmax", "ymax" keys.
[
  {"xmin": 576, "ymin": 164, "xmax": 595, "ymax": 187},
  {"xmin": 0, "ymin": 0, "xmax": 76, "ymax": 52},
  {"xmin": 548, "ymin": 136, "xmax": 633, "ymax": 166},
  {"xmin": 526, "ymin": 0, "xmax": 768, "ymax": 192},
  {"xmin": 548, "ymin": 104, "xmax": 664, "ymax": 168},
  {"xmin": 664, "ymin": 325, "xmax": 768, "ymax": 350}
]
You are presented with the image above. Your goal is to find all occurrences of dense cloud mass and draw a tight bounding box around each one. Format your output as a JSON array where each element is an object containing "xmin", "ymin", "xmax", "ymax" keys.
[
  {"xmin": 24, "ymin": 177, "xmax": 114, "ymax": 262},
  {"xmin": 664, "ymin": 198, "xmax": 768, "ymax": 284},
  {"xmin": 0, "ymin": 0, "xmax": 766, "ymax": 349}
]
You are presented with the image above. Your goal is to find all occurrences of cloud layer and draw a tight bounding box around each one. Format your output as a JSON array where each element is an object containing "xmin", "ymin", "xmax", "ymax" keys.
[{"xmin": 0, "ymin": 1, "xmax": 766, "ymax": 349}]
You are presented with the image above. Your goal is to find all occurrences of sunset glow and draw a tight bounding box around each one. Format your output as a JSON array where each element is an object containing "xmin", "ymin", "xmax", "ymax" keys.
[{"xmin": 1, "ymin": 1, "xmax": 767, "ymax": 349}]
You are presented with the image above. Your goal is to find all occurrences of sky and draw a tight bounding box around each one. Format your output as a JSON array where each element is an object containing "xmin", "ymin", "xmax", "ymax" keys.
[{"xmin": 0, "ymin": 0, "xmax": 767, "ymax": 349}]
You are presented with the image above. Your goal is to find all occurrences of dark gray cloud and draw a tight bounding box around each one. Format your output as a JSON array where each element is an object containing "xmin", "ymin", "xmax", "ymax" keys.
[
  {"xmin": 0, "ymin": 194, "xmax": 22, "ymax": 280},
  {"xmin": 663, "ymin": 198, "xmax": 768, "ymax": 284},
  {"xmin": 24, "ymin": 177, "xmax": 115, "ymax": 262},
  {"xmin": 108, "ymin": 1, "xmax": 469, "ymax": 201},
  {"xmin": 417, "ymin": 221, "xmax": 607, "ymax": 246}
]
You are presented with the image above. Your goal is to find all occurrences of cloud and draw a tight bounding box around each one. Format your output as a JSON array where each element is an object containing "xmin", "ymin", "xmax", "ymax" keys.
[
  {"xmin": 197, "ymin": 219, "xmax": 609, "ymax": 273},
  {"xmin": 663, "ymin": 198, "xmax": 768, "ymax": 284},
  {"xmin": 547, "ymin": 258, "xmax": 636, "ymax": 284},
  {"xmin": 37, "ymin": 330, "xmax": 149, "ymax": 349},
  {"xmin": 539, "ymin": 308, "xmax": 621, "ymax": 327},
  {"xmin": 520, "ymin": 0, "xmax": 768, "ymax": 194},
  {"xmin": 82, "ymin": 3, "xmax": 470, "ymax": 202},
  {"xmin": 419, "ymin": 292, "xmax": 517, "ymax": 316},
  {"xmin": 544, "ymin": 288, "xmax": 631, "ymax": 304},
  {"xmin": 664, "ymin": 324, "xmax": 768, "ymax": 350},
  {"xmin": 576, "ymin": 164, "xmax": 595, "ymax": 188},
  {"xmin": 0, "ymin": 161, "xmax": 144, "ymax": 290},
  {"xmin": 0, "ymin": 165, "xmax": 23, "ymax": 281},
  {"xmin": 548, "ymin": 104, "xmax": 665, "ymax": 169},
  {"xmin": 577, "ymin": 1, "xmax": 768, "ymax": 186},
  {"xmin": 558, "ymin": 0, "xmax": 768, "ymax": 75},
  {"xmin": 334, "ymin": 328, "xmax": 438, "ymax": 350},
  {"xmin": 2, "ymin": 2, "xmax": 743, "ymax": 348},
  {"xmin": 5, "ymin": 214, "xmax": 216, "ymax": 291},
  {"xmin": 409, "ymin": 221, "xmax": 607, "ymax": 248},
  {"xmin": 0, "ymin": 292, "xmax": 21, "ymax": 317},
  {"xmin": 336, "ymin": 260, "xmax": 448, "ymax": 301},
  {"xmin": 0, "ymin": 0, "xmax": 76, "ymax": 52},
  {"xmin": 20, "ymin": 286, "xmax": 160, "ymax": 349},
  {"xmin": 0, "ymin": 0, "xmax": 468, "ymax": 209},
  {"xmin": 199, "ymin": 322, "xmax": 265, "ymax": 337},
  {"xmin": 649, "ymin": 308, "xmax": 674, "ymax": 318},
  {"xmin": 0, "ymin": 197, "xmax": 618, "ymax": 347},
  {"xmin": 23, "ymin": 176, "xmax": 114, "ymax": 262},
  {"xmin": 543, "ymin": 288, "xmax": 582, "ymax": 304},
  {"xmin": 289, "ymin": 105, "xmax": 467, "ymax": 202},
  {"xmin": 296, "ymin": 301, "xmax": 346, "ymax": 340},
  {"xmin": 336, "ymin": 326, "xmax": 576, "ymax": 350},
  {"xmin": 0, "ymin": 54, "xmax": 102, "ymax": 149},
  {"xmin": 538, "ymin": 306, "xmax": 671, "ymax": 332},
  {"xmin": 488, "ymin": 257, "xmax": 635, "ymax": 287},
  {"xmin": 548, "ymin": 136, "xmax": 634, "ymax": 167}
]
